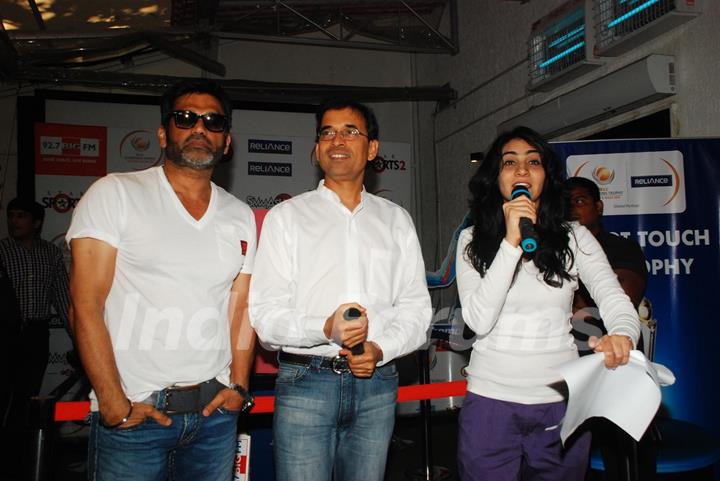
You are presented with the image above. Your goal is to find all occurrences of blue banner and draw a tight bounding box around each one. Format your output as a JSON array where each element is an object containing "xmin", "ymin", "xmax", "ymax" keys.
[{"xmin": 553, "ymin": 138, "xmax": 720, "ymax": 437}]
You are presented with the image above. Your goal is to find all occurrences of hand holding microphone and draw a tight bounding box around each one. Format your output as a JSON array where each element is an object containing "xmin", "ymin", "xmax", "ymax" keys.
[
  {"xmin": 324, "ymin": 303, "xmax": 367, "ymax": 351},
  {"xmin": 508, "ymin": 186, "xmax": 538, "ymax": 253},
  {"xmin": 343, "ymin": 307, "xmax": 365, "ymax": 355}
]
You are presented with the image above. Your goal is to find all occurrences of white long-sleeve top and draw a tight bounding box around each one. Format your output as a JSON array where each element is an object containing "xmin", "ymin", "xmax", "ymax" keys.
[
  {"xmin": 249, "ymin": 181, "xmax": 432, "ymax": 364},
  {"xmin": 456, "ymin": 222, "xmax": 640, "ymax": 404}
]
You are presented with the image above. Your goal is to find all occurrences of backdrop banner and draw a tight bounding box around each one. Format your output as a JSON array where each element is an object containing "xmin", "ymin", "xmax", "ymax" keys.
[{"xmin": 553, "ymin": 138, "xmax": 720, "ymax": 437}]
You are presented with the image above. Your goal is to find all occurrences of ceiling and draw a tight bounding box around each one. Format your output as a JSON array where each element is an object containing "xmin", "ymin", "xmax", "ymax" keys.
[{"xmin": 0, "ymin": 0, "xmax": 459, "ymax": 103}]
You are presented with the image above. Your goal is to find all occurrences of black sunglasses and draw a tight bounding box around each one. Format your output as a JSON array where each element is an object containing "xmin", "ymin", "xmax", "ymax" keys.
[{"xmin": 171, "ymin": 110, "xmax": 228, "ymax": 133}]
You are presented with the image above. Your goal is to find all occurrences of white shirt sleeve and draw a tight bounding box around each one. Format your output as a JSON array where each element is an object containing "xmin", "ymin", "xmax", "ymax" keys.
[
  {"xmin": 248, "ymin": 207, "xmax": 329, "ymax": 349},
  {"xmin": 573, "ymin": 224, "xmax": 641, "ymax": 344},
  {"xmin": 456, "ymin": 228, "xmax": 523, "ymax": 336},
  {"xmin": 370, "ymin": 213, "xmax": 433, "ymax": 364},
  {"xmin": 66, "ymin": 175, "xmax": 126, "ymax": 248}
]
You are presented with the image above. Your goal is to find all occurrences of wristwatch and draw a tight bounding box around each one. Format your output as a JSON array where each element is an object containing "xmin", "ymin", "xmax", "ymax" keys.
[{"xmin": 229, "ymin": 383, "xmax": 255, "ymax": 413}]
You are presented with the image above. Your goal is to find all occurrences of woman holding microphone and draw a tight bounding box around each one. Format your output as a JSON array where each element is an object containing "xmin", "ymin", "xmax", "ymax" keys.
[{"xmin": 455, "ymin": 126, "xmax": 640, "ymax": 481}]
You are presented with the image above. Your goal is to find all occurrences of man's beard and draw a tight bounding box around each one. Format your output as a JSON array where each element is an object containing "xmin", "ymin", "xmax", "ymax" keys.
[{"xmin": 165, "ymin": 134, "xmax": 225, "ymax": 170}]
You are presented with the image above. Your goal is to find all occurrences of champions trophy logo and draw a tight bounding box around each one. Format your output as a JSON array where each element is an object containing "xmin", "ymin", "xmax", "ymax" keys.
[
  {"xmin": 592, "ymin": 165, "xmax": 615, "ymax": 184},
  {"xmin": 130, "ymin": 134, "xmax": 151, "ymax": 151},
  {"xmin": 119, "ymin": 130, "xmax": 162, "ymax": 169}
]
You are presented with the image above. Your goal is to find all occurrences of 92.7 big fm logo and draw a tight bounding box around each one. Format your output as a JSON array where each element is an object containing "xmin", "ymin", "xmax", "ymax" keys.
[{"xmin": 371, "ymin": 154, "xmax": 407, "ymax": 174}]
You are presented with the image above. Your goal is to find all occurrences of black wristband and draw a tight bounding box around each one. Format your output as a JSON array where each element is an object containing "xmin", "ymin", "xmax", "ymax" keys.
[{"xmin": 101, "ymin": 400, "xmax": 133, "ymax": 429}]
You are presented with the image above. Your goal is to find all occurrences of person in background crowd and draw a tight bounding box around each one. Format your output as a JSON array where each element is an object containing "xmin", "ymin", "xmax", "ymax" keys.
[
  {"xmin": 67, "ymin": 78, "xmax": 257, "ymax": 481},
  {"xmin": 0, "ymin": 197, "xmax": 70, "ymax": 413},
  {"xmin": 0, "ymin": 197, "xmax": 70, "ymax": 480},
  {"xmin": 564, "ymin": 176, "xmax": 655, "ymax": 481},
  {"xmin": 563, "ymin": 176, "xmax": 647, "ymax": 326},
  {"xmin": 455, "ymin": 126, "xmax": 640, "ymax": 481},
  {"xmin": 249, "ymin": 98, "xmax": 432, "ymax": 481}
]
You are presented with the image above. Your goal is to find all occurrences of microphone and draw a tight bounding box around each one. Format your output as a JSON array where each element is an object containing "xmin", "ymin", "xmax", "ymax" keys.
[
  {"xmin": 343, "ymin": 307, "xmax": 365, "ymax": 355},
  {"xmin": 510, "ymin": 186, "xmax": 538, "ymax": 253}
]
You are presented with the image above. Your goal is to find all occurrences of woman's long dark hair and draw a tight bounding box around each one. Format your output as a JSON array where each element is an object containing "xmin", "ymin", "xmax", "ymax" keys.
[{"xmin": 465, "ymin": 126, "xmax": 573, "ymax": 287}]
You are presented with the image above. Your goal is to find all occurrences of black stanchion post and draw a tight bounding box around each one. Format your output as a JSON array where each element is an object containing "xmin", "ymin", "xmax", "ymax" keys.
[
  {"xmin": 406, "ymin": 348, "xmax": 452, "ymax": 481},
  {"xmin": 418, "ymin": 348, "xmax": 433, "ymax": 481},
  {"xmin": 28, "ymin": 396, "xmax": 56, "ymax": 481}
]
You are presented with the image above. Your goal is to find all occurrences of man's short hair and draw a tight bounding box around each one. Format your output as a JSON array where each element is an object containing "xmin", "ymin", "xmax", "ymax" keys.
[
  {"xmin": 160, "ymin": 78, "xmax": 233, "ymax": 132},
  {"xmin": 315, "ymin": 98, "xmax": 379, "ymax": 141},
  {"xmin": 7, "ymin": 197, "xmax": 45, "ymax": 222},
  {"xmin": 564, "ymin": 176, "xmax": 601, "ymax": 203}
]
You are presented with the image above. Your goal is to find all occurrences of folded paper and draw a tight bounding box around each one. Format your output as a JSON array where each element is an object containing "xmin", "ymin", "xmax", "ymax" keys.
[{"xmin": 554, "ymin": 350, "xmax": 675, "ymax": 444}]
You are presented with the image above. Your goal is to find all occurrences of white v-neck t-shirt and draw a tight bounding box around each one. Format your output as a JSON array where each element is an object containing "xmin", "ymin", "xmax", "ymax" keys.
[{"xmin": 67, "ymin": 166, "xmax": 256, "ymax": 405}]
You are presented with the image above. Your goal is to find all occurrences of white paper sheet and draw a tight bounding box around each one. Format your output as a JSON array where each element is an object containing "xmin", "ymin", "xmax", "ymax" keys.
[{"xmin": 554, "ymin": 351, "xmax": 675, "ymax": 444}]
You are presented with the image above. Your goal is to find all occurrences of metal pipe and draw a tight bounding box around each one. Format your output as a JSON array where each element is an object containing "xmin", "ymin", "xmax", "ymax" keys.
[
  {"xmin": 213, "ymin": 31, "xmax": 454, "ymax": 53},
  {"xmin": 27, "ymin": 0, "xmax": 46, "ymax": 31},
  {"xmin": 398, "ymin": 0, "xmax": 456, "ymax": 53},
  {"xmin": 276, "ymin": 1, "xmax": 340, "ymax": 40}
]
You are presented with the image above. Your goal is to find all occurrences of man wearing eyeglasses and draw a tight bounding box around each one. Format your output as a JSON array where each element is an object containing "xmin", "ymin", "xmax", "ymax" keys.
[
  {"xmin": 250, "ymin": 99, "xmax": 432, "ymax": 481},
  {"xmin": 66, "ymin": 79, "xmax": 256, "ymax": 481}
]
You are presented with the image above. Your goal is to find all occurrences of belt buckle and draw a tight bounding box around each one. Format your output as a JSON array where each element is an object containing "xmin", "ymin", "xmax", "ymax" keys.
[
  {"xmin": 164, "ymin": 384, "xmax": 201, "ymax": 414},
  {"xmin": 331, "ymin": 355, "xmax": 350, "ymax": 374}
]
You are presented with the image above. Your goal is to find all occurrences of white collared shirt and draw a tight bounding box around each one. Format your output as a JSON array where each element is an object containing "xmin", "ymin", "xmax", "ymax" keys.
[{"xmin": 249, "ymin": 180, "xmax": 432, "ymax": 364}]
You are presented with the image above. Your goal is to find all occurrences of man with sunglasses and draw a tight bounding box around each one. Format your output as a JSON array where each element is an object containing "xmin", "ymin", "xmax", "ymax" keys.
[
  {"xmin": 67, "ymin": 79, "xmax": 256, "ymax": 481},
  {"xmin": 250, "ymin": 99, "xmax": 432, "ymax": 481}
]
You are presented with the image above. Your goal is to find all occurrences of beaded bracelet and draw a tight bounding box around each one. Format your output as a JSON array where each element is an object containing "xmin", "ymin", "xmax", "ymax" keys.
[{"xmin": 101, "ymin": 401, "xmax": 133, "ymax": 429}]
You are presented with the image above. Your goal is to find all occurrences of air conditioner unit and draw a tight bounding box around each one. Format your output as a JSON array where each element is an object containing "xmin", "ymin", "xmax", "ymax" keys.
[
  {"xmin": 499, "ymin": 54, "xmax": 675, "ymax": 138},
  {"xmin": 528, "ymin": 0, "xmax": 603, "ymax": 92},
  {"xmin": 594, "ymin": 0, "xmax": 702, "ymax": 56}
]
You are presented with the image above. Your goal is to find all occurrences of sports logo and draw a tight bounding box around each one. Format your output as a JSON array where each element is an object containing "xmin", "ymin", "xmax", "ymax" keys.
[
  {"xmin": 371, "ymin": 154, "xmax": 408, "ymax": 174},
  {"xmin": 41, "ymin": 191, "xmax": 82, "ymax": 214}
]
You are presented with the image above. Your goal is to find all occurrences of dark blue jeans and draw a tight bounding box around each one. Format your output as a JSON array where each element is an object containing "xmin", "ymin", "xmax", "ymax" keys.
[
  {"xmin": 87, "ymin": 407, "xmax": 238, "ymax": 481},
  {"xmin": 273, "ymin": 357, "xmax": 398, "ymax": 481}
]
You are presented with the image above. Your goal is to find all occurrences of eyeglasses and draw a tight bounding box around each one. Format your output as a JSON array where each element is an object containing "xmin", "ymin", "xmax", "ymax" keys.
[
  {"xmin": 317, "ymin": 127, "xmax": 368, "ymax": 141},
  {"xmin": 171, "ymin": 110, "xmax": 228, "ymax": 133}
]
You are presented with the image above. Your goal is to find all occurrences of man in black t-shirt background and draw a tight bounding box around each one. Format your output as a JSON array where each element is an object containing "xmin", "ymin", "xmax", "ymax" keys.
[{"xmin": 564, "ymin": 176, "xmax": 655, "ymax": 481}]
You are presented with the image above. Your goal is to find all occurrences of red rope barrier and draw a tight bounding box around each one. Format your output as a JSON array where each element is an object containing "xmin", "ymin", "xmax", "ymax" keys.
[{"xmin": 54, "ymin": 380, "xmax": 468, "ymax": 421}]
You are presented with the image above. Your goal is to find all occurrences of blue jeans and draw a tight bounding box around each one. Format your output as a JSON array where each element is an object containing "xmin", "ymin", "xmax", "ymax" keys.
[
  {"xmin": 87, "ymin": 405, "xmax": 239, "ymax": 481},
  {"xmin": 273, "ymin": 357, "xmax": 398, "ymax": 481}
]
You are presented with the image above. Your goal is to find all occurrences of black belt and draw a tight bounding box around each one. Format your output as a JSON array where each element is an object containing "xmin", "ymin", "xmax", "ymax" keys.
[
  {"xmin": 279, "ymin": 351, "xmax": 351, "ymax": 374},
  {"xmin": 144, "ymin": 378, "xmax": 226, "ymax": 414}
]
